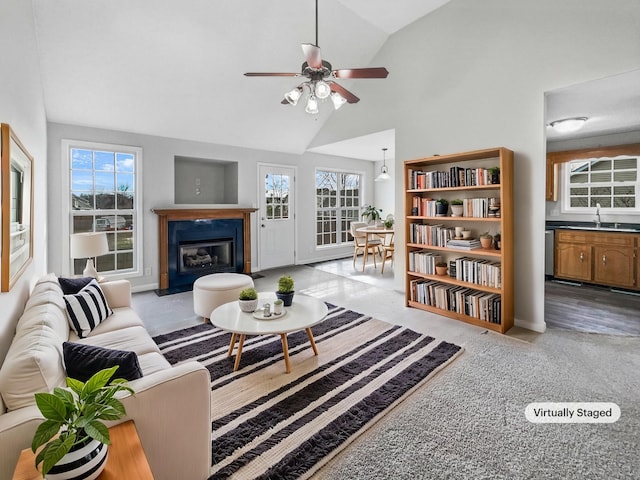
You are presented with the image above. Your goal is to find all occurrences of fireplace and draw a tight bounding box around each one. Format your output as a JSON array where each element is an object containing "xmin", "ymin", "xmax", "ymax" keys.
[
  {"xmin": 153, "ymin": 208, "xmax": 257, "ymax": 290},
  {"xmin": 179, "ymin": 239, "xmax": 234, "ymax": 274}
]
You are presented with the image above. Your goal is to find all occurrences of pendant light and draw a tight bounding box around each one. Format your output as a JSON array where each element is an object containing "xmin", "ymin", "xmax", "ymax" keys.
[{"xmin": 375, "ymin": 148, "xmax": 391, "ymax": 182}]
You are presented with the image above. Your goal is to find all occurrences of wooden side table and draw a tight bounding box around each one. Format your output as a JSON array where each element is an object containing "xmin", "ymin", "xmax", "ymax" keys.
[{"xmin": 12, "ymin": 420, "xmax": 154, "ymax": 479}]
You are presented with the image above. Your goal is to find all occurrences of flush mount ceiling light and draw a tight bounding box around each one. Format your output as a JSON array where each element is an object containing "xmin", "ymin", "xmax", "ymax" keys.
[
  {"xmin": 244, "ymin": 0, "xmax": 389, "ymax": 114},
  {"xmin": 549, "ymin": 117, "xmax": 588, "ymax": 133},
  {"xmin": 375, "ymin": 148, "xmax": 391, "ymax": 182}
]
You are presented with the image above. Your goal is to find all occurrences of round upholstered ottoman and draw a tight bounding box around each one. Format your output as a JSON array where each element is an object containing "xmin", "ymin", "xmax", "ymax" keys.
[{"xmin": 193, "ymin": 273, "xmax": 254, "ymax": 319}]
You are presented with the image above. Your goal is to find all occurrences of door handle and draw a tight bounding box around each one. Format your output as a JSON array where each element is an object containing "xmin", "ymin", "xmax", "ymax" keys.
[
  {"xmin": 579, "ymin": 252, "xmax": 584, "ymax": 261},
  {"xmin": 261, "ymin": 224, "xmax": 265, "ymax": 228},
  {"xmin": 602, "ymin": 255, "xmax": 606, "ymax": 264}
]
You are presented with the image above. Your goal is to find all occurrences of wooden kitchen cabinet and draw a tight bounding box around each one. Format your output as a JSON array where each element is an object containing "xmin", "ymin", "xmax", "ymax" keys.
[
  {"xmin": 593, "ymin": 245, "xmax": 635, "ymax": 288},
  {"xmin": 555, "ymin": 241, "xmax": 592, "ymax": 281},
  {"xmin": 555, "ymin": 229, "xmax": 638, "ymax": 289}
]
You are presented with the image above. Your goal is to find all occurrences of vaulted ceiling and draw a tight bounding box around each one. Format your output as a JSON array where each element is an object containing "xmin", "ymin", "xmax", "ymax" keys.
[{"xmin": 33, "ymin": 0, "xmax": 450, "ymax": 158}]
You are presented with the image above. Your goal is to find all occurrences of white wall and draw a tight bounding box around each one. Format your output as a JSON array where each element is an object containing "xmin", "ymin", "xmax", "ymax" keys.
[
  {"xmin": 47, "ymin": 123, "xmax": 376, "ymax": 289},
  {"xmin": 0, "ymin": 0, "xmax": 48, "ymax": 363},
  {"xmin": 310, "ymin": 0, "xmax": 640, "ymax": 332}
]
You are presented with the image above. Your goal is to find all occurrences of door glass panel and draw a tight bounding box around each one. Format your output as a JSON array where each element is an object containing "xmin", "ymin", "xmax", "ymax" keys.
[{"xmin": 265, "ymin": 174, "xmax": 290, "ymax": 220}]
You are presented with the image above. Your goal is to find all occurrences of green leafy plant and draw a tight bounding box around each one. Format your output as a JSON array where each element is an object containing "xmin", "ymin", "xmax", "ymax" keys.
[
  {"xmin": 435, "ymin": 261, "xmax": 447, "ymax": 268},
  {"xmin": 273, "ymin": 299, "xmax": 283, "ymax": 305},
  {"xmin": 31, "ymin": 366, "xmax": 134, "ymax": 477},
  {"xmin": 435, "ymin": 198, "xmax": 448, "ymax": 206},
  {"xmin": 480, "ymin": 231, "xmax": 493, "ymax": 238},
  {"xmin": 277, "ymin": 275, "xmax": 294, "ymax": 294},
  {"xmin": 488, "ymin": 166, "xmax": 500, "ymax": 175},
  {"xmin": 239, "ymin": 287, "xmax": 258, "ymax": 300},
  {"xmin": 451, "ymin": 199, "xmax": 463, "ymax": 205},
  {"xmin": 361, "ymin": 205, "xmax": 382, "ymax": 222}
]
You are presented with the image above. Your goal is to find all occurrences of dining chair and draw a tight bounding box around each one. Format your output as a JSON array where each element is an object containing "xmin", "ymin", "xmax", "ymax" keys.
[
  {"xmin": 350, "ymin": 221, "xmax": 382, "ymax": 271},
  {"xmin": 381, "ymin": 232, "xmax": 395, "ymax": 274}
]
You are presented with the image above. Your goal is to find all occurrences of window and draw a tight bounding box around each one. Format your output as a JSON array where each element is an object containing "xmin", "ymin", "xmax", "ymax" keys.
[
  {"xmin": 316, "ymin": 170, "xmax": 361, "ymax": 246},
  {"xmin": 64, "ymin": 141, "xmax": 142, "ymax": 277},
  {"xmin": 565, "ymin": 156, "xmax": 638, "ymax": 210}
]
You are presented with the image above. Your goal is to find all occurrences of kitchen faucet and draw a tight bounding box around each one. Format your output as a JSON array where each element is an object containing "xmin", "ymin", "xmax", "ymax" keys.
[{"xmin": 595, "ymin": 203, "xmax": 601, "ymax": 228}]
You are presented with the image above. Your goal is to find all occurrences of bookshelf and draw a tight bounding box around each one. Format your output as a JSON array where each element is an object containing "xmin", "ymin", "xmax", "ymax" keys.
[{"xmin": 404, "ymin": 147, "xmax": 514, "ymax": 333}]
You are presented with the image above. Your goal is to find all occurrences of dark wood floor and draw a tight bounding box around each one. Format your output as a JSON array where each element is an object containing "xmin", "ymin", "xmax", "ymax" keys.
[{"xmin": 545, "ymin": 280, "xmax": 640, "ymax": 335}]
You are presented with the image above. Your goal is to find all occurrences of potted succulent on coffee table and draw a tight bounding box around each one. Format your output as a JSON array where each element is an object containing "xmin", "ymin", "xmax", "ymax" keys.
[
  {"xmin": 275, "ymin": 275, "xmax": 295, "ymax": 306},
  {"xmin": 31, "ymin": 366, "xmax": 134, "ymax": 479},
  {"xmin": 238, "ymin": 287, "xmax": 259, "ymax": 312}
]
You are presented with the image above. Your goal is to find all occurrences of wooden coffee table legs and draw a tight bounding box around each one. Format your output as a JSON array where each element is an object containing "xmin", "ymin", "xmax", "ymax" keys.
[{"xmin": 227, "ymin": 328, "xmax": 318, "ymax": 373}]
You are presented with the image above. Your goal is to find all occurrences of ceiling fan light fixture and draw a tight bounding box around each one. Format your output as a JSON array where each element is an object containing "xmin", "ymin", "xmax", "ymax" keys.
[
  {"xmin": 284, "ymin": 87, "xmax": 302, "ymax": 105},
  {"xmin": 549, "ymin": 116, "xmax": 588, "ymax": 133},
  {"xmin": 331, "ymin": 91, "xmax": 347, "ymax": 110},
  {"xmin": 305, "ymin": 95, "xmax": 319, "ymax": 114},
  {"xmin": 315, "ymin": 80, "xmax": 331, "ymax": 99}
]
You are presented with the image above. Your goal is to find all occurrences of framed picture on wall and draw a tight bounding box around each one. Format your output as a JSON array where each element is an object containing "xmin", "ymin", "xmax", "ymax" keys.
[{"xmin": 1, "ymin": 123, "xmax": 34, "ymax": 291}]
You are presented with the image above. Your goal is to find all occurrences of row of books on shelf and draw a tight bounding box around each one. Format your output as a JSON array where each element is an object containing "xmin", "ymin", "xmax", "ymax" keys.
[
  {"xmin": 410, "ymin": 196, "xmax": 493, "ymax": 218},
  {"xmin": 408, "ymin": 253, "xmax": 502, "ymax": 288},
  {"xmin": 409, "ymin": 224, "xmax": 454, "ymax": 246},
  {"xmin": 409, "ymin": 279, "xmax": 502, "ymax": 324},
  {"xmin": 451, "ymin": 257, "xmax": 502, "ymax": 288},
  {"xmin": 408, "ymin": 166, "xmax": 496, "ymax": 189}
]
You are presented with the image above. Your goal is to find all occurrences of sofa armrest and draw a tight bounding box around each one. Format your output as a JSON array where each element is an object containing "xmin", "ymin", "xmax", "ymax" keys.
[
  {"xmin": 117, "ymin": 361, "xmax": 211, "ymax": 480},
  {"xmin": 0, "ymin": 405, "xmax": 43, "ymax": 480},
  {"xmin": 100, "ymin": 280, "xmax": 132, "ymax": 309},
  {"xmin": 0, "ymin": 362, "xmax": 211, "ymax": 480}
]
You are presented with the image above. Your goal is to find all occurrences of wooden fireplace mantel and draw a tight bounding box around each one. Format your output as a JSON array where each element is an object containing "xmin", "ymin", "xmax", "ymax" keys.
[{"xmin": 152, "ymin": 208, "xmax": 257, "ymax": 289}]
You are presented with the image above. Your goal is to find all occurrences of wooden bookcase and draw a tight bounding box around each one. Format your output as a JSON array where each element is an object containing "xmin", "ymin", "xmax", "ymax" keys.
[{"xmin": 404, "ymin": 147, "xmax": 514, "ymax": 333}]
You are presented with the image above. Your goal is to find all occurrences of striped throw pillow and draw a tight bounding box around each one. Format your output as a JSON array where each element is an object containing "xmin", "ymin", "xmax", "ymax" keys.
[{"xmin": 63, "ymin": 279, "xmax": 113, "ymax": 338}]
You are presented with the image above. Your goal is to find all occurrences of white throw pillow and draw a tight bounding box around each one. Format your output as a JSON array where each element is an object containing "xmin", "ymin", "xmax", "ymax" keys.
[{"xmin": 63, "ymin": 279, "xmax": 113, "ymax": 338}]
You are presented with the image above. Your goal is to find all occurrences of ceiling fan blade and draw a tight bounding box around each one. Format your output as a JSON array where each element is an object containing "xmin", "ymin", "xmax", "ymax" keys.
[
  {"xmin": 301, "ymin": 43, "xmax": 323, "ymax": 69},
  {"xmin": 333, "ymin": 67, "xmax": 389, "ymax": 79},
  {"xmin": 329, "ymin": 82, "xmax": 360, "ymax": 104},
  {"xmin": 244, "ymin": 72, "xmax": 300, "ymax": 77}
]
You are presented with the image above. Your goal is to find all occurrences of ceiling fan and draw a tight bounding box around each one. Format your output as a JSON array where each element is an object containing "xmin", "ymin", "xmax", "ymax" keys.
[{"xmin": 244, "ymin": 0, "xmax": 389, "ymax": 114}]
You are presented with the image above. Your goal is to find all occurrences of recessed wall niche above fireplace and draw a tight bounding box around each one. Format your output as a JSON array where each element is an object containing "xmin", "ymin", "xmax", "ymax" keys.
[{"xmin": 152, "ymin": 208, "xmax": 257, "ymax": 290}]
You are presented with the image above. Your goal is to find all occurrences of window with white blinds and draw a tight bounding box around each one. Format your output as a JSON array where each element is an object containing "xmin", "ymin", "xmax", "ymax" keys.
[{"xmin": 565, "ymin": 156, "xmax": 638, "ymax": 211}]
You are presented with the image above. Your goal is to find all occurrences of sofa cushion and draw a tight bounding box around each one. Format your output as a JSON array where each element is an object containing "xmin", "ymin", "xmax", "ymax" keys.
[
  {"xmin": 136, "ymin": 351, "xmax": 172, "ymax": 376},
  {"xmin": 58, "ymin": 276, "xmax": 93, "ymax": 295},
  {"xmin": 63, "ymin": 342, "xmax": 143, "ymax": 382},
  {"xmin": 0, "ymin": 325, "xmax": 66, "ymax": 411},
  {"xmin": 63, "ymin": 279, "xmax": 113, "ymax": 338},
  {"xmin": 68, "ymin": 308, "xmax": 144, "ymax": 341},
  {"xmin": 76, "ymin": 326, "xmax": 161, "ymax": 356}
]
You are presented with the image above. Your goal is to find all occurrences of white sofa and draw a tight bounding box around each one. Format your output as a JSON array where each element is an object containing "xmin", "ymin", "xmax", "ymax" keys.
[{"xmin": 0, "ymin": 274, "xmax": 211, "ymax": 480}]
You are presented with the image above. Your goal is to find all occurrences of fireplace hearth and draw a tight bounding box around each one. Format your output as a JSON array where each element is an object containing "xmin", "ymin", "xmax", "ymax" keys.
[{"xmin": 153, "ymin": 208, "xmax": 257, "ymax": 290}]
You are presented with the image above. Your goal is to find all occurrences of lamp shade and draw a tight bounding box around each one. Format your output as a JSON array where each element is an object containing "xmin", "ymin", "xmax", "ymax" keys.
[{"xmin": 70, "ymin": 232, "xmax": 109, "ymax": 259}]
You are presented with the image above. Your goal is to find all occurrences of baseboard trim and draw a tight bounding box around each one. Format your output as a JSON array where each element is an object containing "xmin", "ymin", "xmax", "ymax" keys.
[{"xmin": 515, "ymin": 317, "xmax": 547, "ymax": 333}]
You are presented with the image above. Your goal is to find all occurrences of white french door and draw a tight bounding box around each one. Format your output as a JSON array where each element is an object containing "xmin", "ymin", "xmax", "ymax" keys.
[{"xmin": 258, "ymin": 164, "xmax": 296, "ymax": 270}]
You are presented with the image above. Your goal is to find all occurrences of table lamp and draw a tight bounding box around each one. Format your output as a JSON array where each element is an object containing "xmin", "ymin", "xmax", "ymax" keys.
[{"xmin": 70, "ymin": 232, "xmax": 109, "ymax": 279}]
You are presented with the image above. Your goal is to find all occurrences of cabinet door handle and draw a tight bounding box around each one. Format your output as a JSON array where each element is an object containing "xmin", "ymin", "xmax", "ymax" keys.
[
  {"xmin": 602, "ymin": 255, "xmax": 606, "ymax": 264},
  {"xmin": 579, "ymin": 252, "xmax": 584, "ymax": 261}
]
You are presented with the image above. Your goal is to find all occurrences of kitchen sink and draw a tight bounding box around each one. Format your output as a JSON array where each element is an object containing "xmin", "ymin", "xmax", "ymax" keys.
[{"xmin": 563, "ymin": 226, "xmax": 640, "ymax": 233}]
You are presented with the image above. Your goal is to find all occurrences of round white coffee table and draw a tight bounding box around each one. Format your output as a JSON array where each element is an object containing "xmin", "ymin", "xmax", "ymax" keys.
[{"xmin": 210, "ymin": 292, "xmax": 328, "ymax": 373}]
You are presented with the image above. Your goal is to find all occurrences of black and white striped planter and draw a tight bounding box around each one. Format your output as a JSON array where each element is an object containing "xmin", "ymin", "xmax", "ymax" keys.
[{"xmin": 46, "ymin": 438, "xmax": 108, "ymax": 480}]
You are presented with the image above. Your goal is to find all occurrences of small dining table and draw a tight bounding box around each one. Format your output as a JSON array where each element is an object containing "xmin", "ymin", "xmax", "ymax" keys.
[{"xmin": 356, "ymin": 225, "xmax": 394, "ymax": 271}]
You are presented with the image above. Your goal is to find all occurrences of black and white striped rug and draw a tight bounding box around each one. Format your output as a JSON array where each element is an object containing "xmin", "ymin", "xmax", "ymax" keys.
[{"xmin": 153, "ymin": 303, "xmax": 463, "ymax": 479}]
